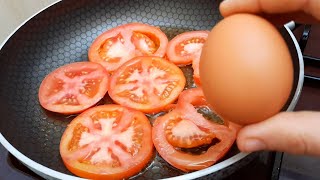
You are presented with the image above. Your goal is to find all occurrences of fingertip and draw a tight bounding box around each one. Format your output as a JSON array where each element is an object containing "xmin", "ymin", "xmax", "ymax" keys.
[
  {"xmin": 236, "ymin": 122, "xmax": 270, "ymax": 152},
  {"xmin": 236, "ymin": 127, "xmax": 255, "ymax": 152},
  {"xmin": 219, "ymin": 0, "xmax": 232, "ymax": 17},
  {"xmin": 236, "ymin": 127, "xmax": 251, "ymax": 152},
  {"xmin": 236, "ymin": 136, "xmax": 247, "ymax": 152},
  {"xmin": 237, "ymin": 137, "xmax": 267, "ymax": 152},
  {"xmin": 236, "ymin": 112, "xmax": 320, "ymax": 155}
]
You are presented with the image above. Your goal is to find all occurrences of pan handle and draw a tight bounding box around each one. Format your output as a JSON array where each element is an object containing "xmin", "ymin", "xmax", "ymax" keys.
[{"xmin": 285, "ymin": 21, "xmax": 320, "ymax": 81}]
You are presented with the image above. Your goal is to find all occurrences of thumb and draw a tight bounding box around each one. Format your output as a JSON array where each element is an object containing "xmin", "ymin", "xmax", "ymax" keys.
[{"xmin": 237, "ymin": 111, "xmax": 320, "ymax": 156}]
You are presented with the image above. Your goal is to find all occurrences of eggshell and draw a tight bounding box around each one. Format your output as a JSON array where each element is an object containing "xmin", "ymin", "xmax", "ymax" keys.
[{"xmin": 200, "ymin": 14, "xmax": 293, "ymax": 125}]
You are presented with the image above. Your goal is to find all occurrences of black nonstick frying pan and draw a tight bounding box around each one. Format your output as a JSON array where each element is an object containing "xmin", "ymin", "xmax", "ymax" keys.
[{"xmin": 0, "ymin": 0, "xmax": 304, "ymax": 179}]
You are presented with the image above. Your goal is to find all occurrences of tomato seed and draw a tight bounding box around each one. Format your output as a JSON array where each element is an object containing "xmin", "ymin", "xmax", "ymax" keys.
[{"xmin": 68, "ymin": 123, "xmax": 88, "ymax": 151}]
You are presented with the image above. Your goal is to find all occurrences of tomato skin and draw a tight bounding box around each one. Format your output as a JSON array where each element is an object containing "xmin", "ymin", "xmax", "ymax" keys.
[
  {"xmin": 38, "ymin": 62, "xmax": 109, "ymax": 114},
  {"xmin": 60, "ymin": 105, "xmax": 153, "ymax": 179},
  {"xmin": 152, "ymin": 88, "xmax": 236, "ymax": 172},
  {"xmin": 88, "ymin": 23, "xmax": 168, "ymax": 73},
  {"xmin": 108, "ymin": 56, "xmax": 186, "ymax": 113}
]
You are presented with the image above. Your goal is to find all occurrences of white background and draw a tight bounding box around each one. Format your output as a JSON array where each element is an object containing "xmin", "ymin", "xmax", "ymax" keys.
[{"xmin": 0, "ymin": 0, "xmax": 57, "ymax": 43}]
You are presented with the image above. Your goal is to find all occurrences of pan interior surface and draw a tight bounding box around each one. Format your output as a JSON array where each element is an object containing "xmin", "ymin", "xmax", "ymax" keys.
[{"xmin": 0, "ymin": 0, "xmax": 302, "ymax": 179}]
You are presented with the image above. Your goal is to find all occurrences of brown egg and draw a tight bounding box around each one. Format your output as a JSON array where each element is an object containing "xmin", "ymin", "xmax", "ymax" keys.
[{"xmin": 200, "ymin": 14, "xmax": 293, "ymax": 125}]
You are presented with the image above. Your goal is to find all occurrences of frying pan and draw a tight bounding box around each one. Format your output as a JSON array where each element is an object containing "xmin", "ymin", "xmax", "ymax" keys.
[{"xmin": 0, "ymin": 0, "xmax": 304, "ymax": 179}]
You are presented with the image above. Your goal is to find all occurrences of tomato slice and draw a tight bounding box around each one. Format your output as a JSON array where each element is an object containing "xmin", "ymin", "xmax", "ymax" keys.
[
  {"xmin": 166, "ymin": 31, "xmax": 209, "ymax": 65},
  {"xmin": 166, "ymin": 31, "xmax": 209, "ymax": 86},
  {"xmin": 88, "ymin": 23, "xmax": 168, "ymax": 73},
  {"xmin": 152, "ymin": 88, "xmax": 236, "ymax": 172},
  {"xmin": 177, "ymin": 87, "xmax": 208, "ymax": 107},
  {"xmin": 179, "ymin": 88, "xmax": 244, "ymax": 132},
  {"xmin": 108, "ymin": 56, "xmax": 186, "ymax": 113},
  {"xmin": 38, "ymin": 62, "xmax": 109, "ymax": 114},
  {"xmin": 60, "ymin": 105, "xmax": 153, "ymax": 179}
]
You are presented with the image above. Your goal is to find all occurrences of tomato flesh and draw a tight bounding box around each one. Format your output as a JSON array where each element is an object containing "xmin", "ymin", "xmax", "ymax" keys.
[
  {"xmin": 108, "ymin": 56, "xmax": 186, "ymax": 113},
  {"xmin": 98, "ymin": 34, "xmax": 126, "ymax": 63},
  {"xmin": 60, "ymin": 105, "xmax": 153, "ymax": 179},
  {"xmin": 132, "ymin": 32, "xmax": 157, "ymax": 54},
  {"xmin": 38, "ymin": 62, "xmax": 109, "ymax": 114},
  {"xmin": 152, "ymin": 88, "xmax": 236, "ymax": 172},
  {"xmin": 165, "ymin": 117, "xmax": 216, "ymax": 148},
  {"xmin": 89, "ymin": 23, "xmax": 168, "ymax": 73},
  {"xmin": 174, "ymin": 38, "xmax": 206, "ymax": 57}
]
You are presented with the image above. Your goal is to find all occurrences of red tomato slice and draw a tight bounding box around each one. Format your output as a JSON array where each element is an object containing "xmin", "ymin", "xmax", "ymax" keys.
[
  {"xmin": 179, "ymin": 88, "xmax": 244, "ymax": 132},
  {"xmin": 166, "ymin": 31, "xmax": 209, "ymax": 86},
  {"xmin": 152, "ymin": 88, "xmax": 236, "ymax": 172},
  {"xmin": 88, "ymin": 23, "xmax": 168, "ymax": 73},
  {"xmin": 228, "ymin": 121, "xmax": 243, "ymax": 135},
  {"xmin": 177, "ymin": 87, "xmax": 208, "ymax": 106},
  {"xmin": 38, "ymin": 62, "xmax": 109, "ymax": 114},
  {"xmin": 60, "ymin": 105, "xmax": 153, "ymax": 179},
  {"xmin": 166, "ymin": 31, "xmax": 209, "ymax": 65},
  {"xmin": 108, "ymin": 56, "xmax": 186, "ymax": 113}
]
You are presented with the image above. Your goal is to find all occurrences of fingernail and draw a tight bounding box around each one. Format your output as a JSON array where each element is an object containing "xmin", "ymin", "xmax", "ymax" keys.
[
  {"xmin": 219, "ymin": 0, "xmax": 234, "ymax": 16},
  {"xmin": 220, "ymin": 0, "xmax": 232, "ymax": 7},
  {"xmin": 243, "ymin": 139, "xmax": 266, "ymax": 152}
]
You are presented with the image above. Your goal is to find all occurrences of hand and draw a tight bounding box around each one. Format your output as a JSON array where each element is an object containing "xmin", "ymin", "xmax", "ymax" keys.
[
  {"xmin": 220, "ymin": 0, "xmax": 320, "ymax": 155},
  {"xmin": 236, "ymin": 111, "xmax": 320, "ymax": 156},
  {"xmin": 220, "ymin": 0, "xmax": 320, "ymax": 25}
]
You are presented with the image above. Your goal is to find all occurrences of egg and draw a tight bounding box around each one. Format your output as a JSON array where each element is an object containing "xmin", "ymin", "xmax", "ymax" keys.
[{"xmin": 200, "ymin": 14, "xmax": 294, "ymax": 125}]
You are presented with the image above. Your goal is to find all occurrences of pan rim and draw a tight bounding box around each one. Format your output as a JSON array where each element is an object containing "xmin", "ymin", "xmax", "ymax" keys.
[
  {"xmin": 283, "ymin": 22, "xmax": 304, "ymax": 112},
  {"xmin": 0, "ymin": 1, "xmax": 304, "ymax": 179}
]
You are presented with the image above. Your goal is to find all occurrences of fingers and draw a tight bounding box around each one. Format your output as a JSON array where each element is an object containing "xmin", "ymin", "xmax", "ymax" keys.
[
  {"xmin": 237, "ymin": 111, "xmax": 320, "ymax": 156},
  {"xmin": 219, "ymin": 0, "xmax": 320, "ymax": 22}
]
